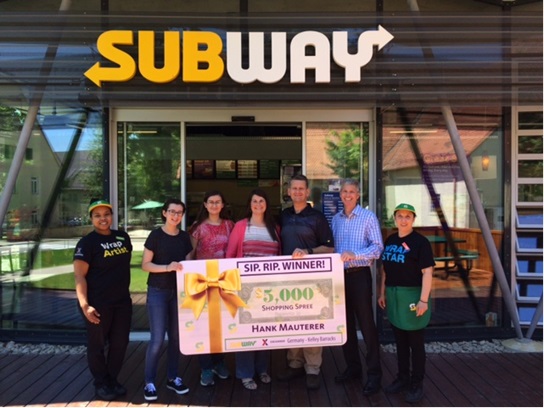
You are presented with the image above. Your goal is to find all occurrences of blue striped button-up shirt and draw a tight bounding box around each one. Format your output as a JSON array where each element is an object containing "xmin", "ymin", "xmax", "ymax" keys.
[{"xmin": 331, "ymin": 204, "xmax": 384, "ymax": 268}]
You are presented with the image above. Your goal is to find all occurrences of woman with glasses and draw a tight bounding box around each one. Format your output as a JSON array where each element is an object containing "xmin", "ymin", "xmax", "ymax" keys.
[
  {"xmin": 226, "ymin": 189, "xmax": 281, "ymax": 390},
  {"xmin": 189, "ymin": 190, "xmax": 235, "ymax": 387},
  {"xmin": 142, "ymin": 198, "xmax": 192, "ymax": 401}
]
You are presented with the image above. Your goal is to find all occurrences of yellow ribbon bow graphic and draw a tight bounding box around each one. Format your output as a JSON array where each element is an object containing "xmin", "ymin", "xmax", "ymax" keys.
[{"xmin": 182, "ymin": 260, "xmax": 247, "ymax": 353}]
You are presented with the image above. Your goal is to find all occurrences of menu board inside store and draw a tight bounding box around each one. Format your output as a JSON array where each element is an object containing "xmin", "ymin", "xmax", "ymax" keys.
[
  {"xmin": 193, "ymin": 159, "xmax": 214, "ymax": 179},
  {"xmin": 259, "ymin": 159, "xmax": 280, "ymax": 179},
  {"xmin": 185, "ymin": 160, "xmax": 193, "ymax": 179},
  {"xmin": 237, "ymin": 160, "xmax": 258, "ymax": 179},
  {"xmin": 216, "ymin": 160, "xmax": 237, "ymax": 179}
]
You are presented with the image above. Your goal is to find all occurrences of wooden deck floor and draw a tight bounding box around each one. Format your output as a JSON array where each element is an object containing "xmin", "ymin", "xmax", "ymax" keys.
[{"xmin": 0, "ymin": 341, "xmax": 542, "ymax": 407}]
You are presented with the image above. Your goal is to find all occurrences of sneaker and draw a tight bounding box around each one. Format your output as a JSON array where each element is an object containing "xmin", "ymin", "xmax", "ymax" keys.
[
  {"xmin": 200, "ymin": 369, "xmax": 215, "ymax": 386},
  {"xmin": 144, "ymin": 383, "xmax": 158, "ymax": 401},
  {"xmin": 111, "ymin": 382, "xmax": 127, "ymax": 396},
  {"xmin": 167, "ymin": 377, "xmax": 189, "ymax": 395},
  {"xmin": 212, "ymin": 362, "xmax": 230, "ymax": 379},
  {"xmin": 95, "ymin": 385, "xmax": 117, "ymax": 401},
  {"xmin": 277, "ymin": 366, "xmax": 305, "ymax": 382},
  {"xmin": 384, "ymin": 376, "xmax": 410, "ymax": 394},
  {"xmin": 306, "ymin": 374, "xmax": 320, "ymax": 390},
  {"xmin": 362, "ymin": 378, "xmax": 381, "ymax": 396},
  {"xmin": 405, "ymin": 382, "xmax": 424, "ymax": 403}
]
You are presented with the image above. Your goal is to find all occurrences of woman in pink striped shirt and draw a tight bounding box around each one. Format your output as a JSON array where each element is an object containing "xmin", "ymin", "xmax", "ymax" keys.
[{"xmin": 226, "ymin": 189, "xmax": 281, "ymax": 390}]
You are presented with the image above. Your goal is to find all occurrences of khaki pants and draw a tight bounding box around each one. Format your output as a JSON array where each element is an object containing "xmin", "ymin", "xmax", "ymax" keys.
[{"xmin": 287, "ymin": 347, "xmax": 322, "ymax": 375}]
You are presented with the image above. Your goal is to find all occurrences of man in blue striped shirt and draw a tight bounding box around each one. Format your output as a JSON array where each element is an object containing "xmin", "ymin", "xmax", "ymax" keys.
[{"xmin": 331, "ymin": 179, "xmax": 384, "ymax": 396}]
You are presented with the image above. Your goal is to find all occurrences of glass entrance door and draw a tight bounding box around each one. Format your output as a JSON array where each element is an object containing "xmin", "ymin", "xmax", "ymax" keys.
[
  {"xmin": 185, "ymin": 123, "xmax": 302, "ymax": 225},
  {"xmin": 117, "ymin": 122, "xmax": 182, "ymax": 232},
  {"xmin": 113, "ymin": 108, "xmax": 374, "ymax": 332}
]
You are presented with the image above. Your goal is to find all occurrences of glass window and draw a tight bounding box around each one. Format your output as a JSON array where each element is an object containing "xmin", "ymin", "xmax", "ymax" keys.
[
  {"xmin": 516, "ymin": 232, "xmax": 543, "ymax": 251},
  {"xmin": 518, "ymin": 160, "xmax": 543, "ymax": 178},
  {"xmin": 516, "ymin": 257, "xmax": 544, "ymax": 275},
  {"xmin": 516, "ymin": 208, "xmax": 543, "ymax": 228},
  {"xmin": 517, "ymin": 282, "xmax": 543, "ymax": 299},
  {"xmin": 4, "ymin": 144, "xmax": 15, "ymax": 159},
  {"xmin": 518, "ymin": 306, "xmax": 543, "ymax": 324},
  {"xmin": 518, "ymin": 184, "xmax": 543, "ymax": 203},
  {"xmin": 117, "ymin": 122, "xmax": 182, "ymax": 232},
  {"xmin": 25, "ymin": 148, "xmax": 33, "ymax": 162},
  {"xmin": 0, "ymin": 103, "xmax": 105, "ymax": 333},
  {"xmin": 31, "ymin": 177, "xmax": 38, "ymax": 195},
  {"xmin": 381, "ymin": 107, "xmax": 504, "ymax": 329},
  {"xmin": 305, "ymin": 122, "xmax": 369, "ymax": 219},
  {"xmin": 518, "ymin": 136, "xmax": 543, "ymax": 154},
  {"xmin": 31, "ymin": 210, "xmax": 38, "ymax": 226},
  {"xmin": 518, "ymin": 111, "xmax": 543, "ymax": 130}
]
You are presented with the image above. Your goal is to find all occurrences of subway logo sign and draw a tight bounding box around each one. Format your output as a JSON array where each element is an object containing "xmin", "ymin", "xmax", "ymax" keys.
[{"xmin": 84, "ymin": 26, "xmax": 393, "ymax": 87}]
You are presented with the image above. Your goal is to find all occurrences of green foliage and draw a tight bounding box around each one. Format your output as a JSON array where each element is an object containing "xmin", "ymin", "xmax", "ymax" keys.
[
  {"xmin": 0, "ymin": 105, "xmax": 25, "ymax": 189},
  {"xmin": 0, "ymin": 105, "xmax": 25, "ymax": 132},
  {"xmin": 29, "ymin": 250, "xmax": 148, "ymax": 293},
  {"xmin": 324, "ymin": 125, "xmax": 362, "ymax": 179},
  {"xmin": 79, "ymin": 132, "xmax": 105, "ymax": 200},
  {"xmin": 122, "ymin": 126, "xmax": 181, "ymax": 204},
  {"xmin": 32, "ymin": 248, "xmax": 74, "ymax": 268},
  {"xmin": 324, "ymin": 124, "xmax": 370, "ymax": 204}
]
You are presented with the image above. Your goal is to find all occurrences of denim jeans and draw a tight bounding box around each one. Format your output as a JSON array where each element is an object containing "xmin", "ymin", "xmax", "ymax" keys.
[
  {"xmin": 235, "ymin": 350, "xmax": 270, "ymax": 379},
  {"xmin": 198, "ymin": 353, "xmax": 225, "ymax": 370},
  {"xmin": 144, "ymin": 286, "xmax": 180, "ymax": 384}
]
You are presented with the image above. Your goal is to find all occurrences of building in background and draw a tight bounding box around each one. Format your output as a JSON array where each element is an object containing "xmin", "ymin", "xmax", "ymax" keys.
[{"xmin": 0, "ymin": 0, "xmax": 541, "ymax": 343}]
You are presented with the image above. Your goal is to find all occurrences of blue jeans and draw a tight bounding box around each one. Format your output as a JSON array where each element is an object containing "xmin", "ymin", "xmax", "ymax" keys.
[
  {"xmin": 144, "ymin": 286, "xmax": 180, "ymax": 384},
  {"xmin": 198, "ymin": 353, "xmax": 224, "ymax": 370},
  {"xmin": 235, "ymin": 350, "xmax": 270, "ymax": 379}
]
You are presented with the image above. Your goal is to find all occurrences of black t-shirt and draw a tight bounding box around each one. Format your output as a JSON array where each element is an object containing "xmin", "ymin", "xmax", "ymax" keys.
[
  {"xmin": 280, "ymin": 204, "xmax": 334, "ymax": 254},
  {"xmin": 73, "ymin": 229, "xmax": 132, "ymax": 307},
  {"xmin": 381, "ymin": 230, "xmax": 435, "ymax": 287},
  {"xmin": 144, "ymin": 227, "xmax": 193, "ymax": 289}
]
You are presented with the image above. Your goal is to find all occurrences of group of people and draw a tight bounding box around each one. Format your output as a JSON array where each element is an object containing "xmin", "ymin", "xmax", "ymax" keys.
[{"xmin": 73, "ymin": 174, "xmax": 434, "ymax": 404}]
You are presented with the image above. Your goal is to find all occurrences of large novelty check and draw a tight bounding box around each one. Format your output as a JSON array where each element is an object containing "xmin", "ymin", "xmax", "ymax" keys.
[{"xmin": 177, "ymin": 253, "xmax": 346, "ymax": 355}]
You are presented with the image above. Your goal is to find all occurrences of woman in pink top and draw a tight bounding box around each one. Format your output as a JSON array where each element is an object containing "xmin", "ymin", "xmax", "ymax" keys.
[
  {"xmin": 189, "ymin": 190, "xmax": 235, "ymax": 387},
  {"xmin": 226, "ymin": 189, "xmax": 281, "ymax": 390}
]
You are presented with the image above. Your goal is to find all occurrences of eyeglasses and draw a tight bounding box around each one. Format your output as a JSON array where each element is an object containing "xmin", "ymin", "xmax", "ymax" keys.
[
  {"xmin": 167, "ymin": 209, "xmax": 184, "ymax": 216},
  {"xmin": 206, "ymin": 201, "xmax": 223, "ymax": 206}
]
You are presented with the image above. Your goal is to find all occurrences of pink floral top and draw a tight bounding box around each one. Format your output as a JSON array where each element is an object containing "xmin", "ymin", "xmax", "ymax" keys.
[{"xmin": 191, "ymin": 220, "xmax": 235, "ymax": 260}]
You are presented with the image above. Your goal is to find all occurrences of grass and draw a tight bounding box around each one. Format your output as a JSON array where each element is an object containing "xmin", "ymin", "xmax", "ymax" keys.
[
  {"xmin": 28, "ymin": 250, "xmax": 148, "ymax": 293},
  {"xmin": 2, "ymin": 248, "xmax": 75, "ymax": 271}
]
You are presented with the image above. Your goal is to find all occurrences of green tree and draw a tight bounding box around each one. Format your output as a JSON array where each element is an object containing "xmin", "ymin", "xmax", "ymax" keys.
[
  {"xmin": 324, "ymin": 125, "xmax": 362, "ymax": 179},
  {"xmin": 324, "ymin": 124, "xmax": 369, "ymax": 204},
  {"xmin": 79, "ymin": 132, "xmax": 104, "ymax": 200},
  {"xmin": 0, "ymin": 105, "xmax": 25, "ymax": 131},
  {"xmin": 0, "ymin": 105, "xmax": 25, "ymax": 190},
  {"xmin": 123, "ymin": 126, "xmax": 181, "ymax": 203}
]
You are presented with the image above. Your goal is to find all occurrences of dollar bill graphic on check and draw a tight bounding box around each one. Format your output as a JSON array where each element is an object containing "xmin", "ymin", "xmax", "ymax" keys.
[{"xmin": 237, "ymin": 279, "xmax": 334, "ymax": 324}]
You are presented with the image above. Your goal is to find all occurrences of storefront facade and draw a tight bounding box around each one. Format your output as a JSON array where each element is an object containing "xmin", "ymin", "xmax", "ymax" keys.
[{"xmin": 0, "ymin": 0, "xmax": 542, "ymax": 343}]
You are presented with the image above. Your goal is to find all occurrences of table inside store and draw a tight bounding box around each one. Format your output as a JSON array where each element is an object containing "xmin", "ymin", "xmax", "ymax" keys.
[
  {"xmin": 426, "ymin": 235, "xmax": 467, "ymax": 258},
  {"xmin": 426, "ymin": 235, "xmax": 481, "ymax": 279}
]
